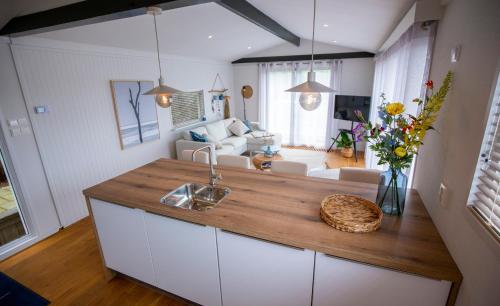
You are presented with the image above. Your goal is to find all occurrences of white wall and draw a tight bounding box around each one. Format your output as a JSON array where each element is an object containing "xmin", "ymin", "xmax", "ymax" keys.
[
  {"xmin": 413, "ymin": 0, "xmax": 500, "ymax": 305},
  {"xmin": 4, "ymin": 37, "xmax": 234, "ymax": 227},
  {"xmin": 0, "ymin": 39, "xmax": 61, "ymax": 252},
  {"xmin": 232, "ymin": 41, "xmax": 374, "ymax": 150}
]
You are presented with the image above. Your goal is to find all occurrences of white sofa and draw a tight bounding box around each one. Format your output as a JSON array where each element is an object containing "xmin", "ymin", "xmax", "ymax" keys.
[{"xmin": 175, "ymin": 117, "xmax": 282, "ymax": 163}]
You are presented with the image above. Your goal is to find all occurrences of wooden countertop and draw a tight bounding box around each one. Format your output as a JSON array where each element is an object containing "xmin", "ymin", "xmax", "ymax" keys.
[{"xmin": 83, "ymin": 159, "xmax": 462, "ymax": 284}]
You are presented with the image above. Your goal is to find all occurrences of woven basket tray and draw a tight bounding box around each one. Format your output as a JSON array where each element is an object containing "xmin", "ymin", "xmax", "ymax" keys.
[{"xmin": 320, "ymin": 194, "xmax": 382, "ymax": 233}]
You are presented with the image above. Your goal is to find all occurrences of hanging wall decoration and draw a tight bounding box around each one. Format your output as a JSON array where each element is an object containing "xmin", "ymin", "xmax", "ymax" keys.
[
  {"xmin": 224, "ymin": 96, "xmax": 231, "ymax": 119},
  {"xmin": 209, "ymin": 73, "xmax": 228, "ymax": 118},
  {"xmin": 241, "ymin": 85, "xmax": 253, "ymax": 121}
]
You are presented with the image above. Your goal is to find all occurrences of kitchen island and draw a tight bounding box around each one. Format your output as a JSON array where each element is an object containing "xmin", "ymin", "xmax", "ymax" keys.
[{"xmin": 83, "ymin": 159, "xmax": 462, "ymax": 306}]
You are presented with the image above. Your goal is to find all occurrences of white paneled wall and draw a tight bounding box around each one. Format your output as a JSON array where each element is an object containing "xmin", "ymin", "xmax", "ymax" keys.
[{"xmin": 11, "ymin": 39, "xmax": 233, "ymax": 226}]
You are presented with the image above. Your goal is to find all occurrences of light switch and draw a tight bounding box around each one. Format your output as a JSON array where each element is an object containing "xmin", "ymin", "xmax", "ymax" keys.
[
  {"xmin": 18, "ymin": 118, "xmax": 29, "ymax": 126},
  {"xmin": 10, "ymin": 127, "xmax": 21, "ymax": 137},
  {"xmin": 7, "ymin": 119, "xmax": 19, "ymax": 127}
]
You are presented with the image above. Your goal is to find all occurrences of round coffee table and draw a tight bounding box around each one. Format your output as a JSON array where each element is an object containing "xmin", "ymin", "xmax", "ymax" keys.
[{"xmin": 252, "ymin": 153, "xmax": 283, "ymax": 170}]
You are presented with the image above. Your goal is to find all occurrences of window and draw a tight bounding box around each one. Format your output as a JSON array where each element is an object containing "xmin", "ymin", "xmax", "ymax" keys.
[
  {"xmin": 170, "ymin": 90, "xmax": 205, "ymax": 128},
  {"xmin": 467, "ymin": 72, "xmax": 500, "ymax": 241},
  {"xmin": 261, "ymin": 61, "xmax": 338, "ymax": 149}
]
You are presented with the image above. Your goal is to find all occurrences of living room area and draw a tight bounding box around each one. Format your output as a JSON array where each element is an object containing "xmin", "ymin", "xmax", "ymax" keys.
[{"xmin": 174, "ymin": 0, "xmax": 436, "ymax": 183}]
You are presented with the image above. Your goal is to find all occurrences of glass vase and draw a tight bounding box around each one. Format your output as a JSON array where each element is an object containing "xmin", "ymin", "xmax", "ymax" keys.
[{"xmin": 376, "ymin": 168, "xmax": 408, "ymax": 216}]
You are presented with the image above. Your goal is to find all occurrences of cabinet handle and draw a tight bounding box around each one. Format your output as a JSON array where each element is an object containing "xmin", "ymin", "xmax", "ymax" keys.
[{"xmin": 220, "ymin": 229, "xmax": 305, "ymax": 251}]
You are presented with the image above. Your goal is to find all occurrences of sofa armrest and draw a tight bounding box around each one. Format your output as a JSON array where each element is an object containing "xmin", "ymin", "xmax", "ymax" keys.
[
  {"xmin": 175, "ymin": 139, "xmax": 216, "ymax": 163},
  {"xmin": 250, "ymin": 121, "xmax": 264, "ymax": 131}
]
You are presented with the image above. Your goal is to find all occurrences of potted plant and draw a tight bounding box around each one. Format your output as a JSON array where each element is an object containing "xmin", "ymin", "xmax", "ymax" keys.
[
  {"xmin": 354, "ymin": 72, "xmax": 453, "ymax": 216},
  {"xmin": 334, "ymin": 131, "xmax": 354, "ymax": 158}
]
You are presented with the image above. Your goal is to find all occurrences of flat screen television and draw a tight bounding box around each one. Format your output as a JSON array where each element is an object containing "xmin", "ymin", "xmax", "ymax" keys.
[{"xmin": 334, "ymin": 95, "xmax": 371, "ymax": 123}]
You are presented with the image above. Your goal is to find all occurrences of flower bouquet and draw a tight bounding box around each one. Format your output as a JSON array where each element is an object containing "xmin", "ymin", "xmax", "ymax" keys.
[{"xmin": 354, "ymin": 71, "xmax": 453, "ymax": 215}]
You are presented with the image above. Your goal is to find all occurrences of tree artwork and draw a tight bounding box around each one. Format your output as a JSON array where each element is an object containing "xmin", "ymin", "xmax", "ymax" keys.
[
  {"xmin": 128, "ymin": 81, "xmax": 143, "ymax": 143},
  {"xmin": 111, "ymin": 80, "xmax": 160, "ymax": 149}
]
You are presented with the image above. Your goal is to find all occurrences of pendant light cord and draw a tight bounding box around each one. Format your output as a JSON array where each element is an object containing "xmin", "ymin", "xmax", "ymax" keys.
[
  {"xmin": 310, "ymin": 0, "xmax": 317, "ymax": 72},
  {"xmin": 153, "ymin": 13, "xmax": 163, "ymax": 78}
]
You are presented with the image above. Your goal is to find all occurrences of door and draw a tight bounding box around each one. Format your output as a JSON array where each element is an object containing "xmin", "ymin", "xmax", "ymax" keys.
[
  {"xmin": 0, "ymin": 146, "xmax": 28, "ymax": 247},
  {"xmin": 312, "ymin": 253, "xmax": 451, "ymax": 306},
  {"xmin": 90, "ymin": 199, "xmax": 155, "ymax": 285},
  {"xmin": 217, "ymin": 229, "xmax": 315, "ymax": 306},
  {"xmin": 145, "ymin": 213, "xmax": 222, "ymax": 306}
]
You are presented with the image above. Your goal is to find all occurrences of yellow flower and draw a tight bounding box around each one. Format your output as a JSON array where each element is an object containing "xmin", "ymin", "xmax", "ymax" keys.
[
  {"xmin": 394, "ymin": 147, "xmax": 407, "ymax": 157},
  {"xmin": 385, "ymin": 102, "xmax": 405, "ymax": 116}
]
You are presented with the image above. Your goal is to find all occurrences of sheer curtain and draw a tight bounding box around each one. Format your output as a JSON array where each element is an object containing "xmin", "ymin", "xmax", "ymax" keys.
[
  {"xmin": 259, "ymin": 60, "xmax": 342, "ymax": 149},
  {"xmin": 366, "ymin": 21, "xmax": 438, "ymax": 179}
]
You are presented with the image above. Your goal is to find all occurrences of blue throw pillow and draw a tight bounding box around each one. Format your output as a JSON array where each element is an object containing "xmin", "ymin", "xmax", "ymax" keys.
[
  {"xmin": 190, "ymin": 131, "xmax": 207, "ymax": 142},
  {"xmin": 243, "ymin": 120, "xmax": 253, "ymax": 133}
]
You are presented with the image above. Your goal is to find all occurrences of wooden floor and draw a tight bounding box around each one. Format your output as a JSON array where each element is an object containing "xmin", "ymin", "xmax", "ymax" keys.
[
  {"xmin": 0, "ymin": 217, "xmax": 191, "ymax": 306},
  {"xmin": 284, "ymin": 146, "xmax": 366, "ymax": 169}
]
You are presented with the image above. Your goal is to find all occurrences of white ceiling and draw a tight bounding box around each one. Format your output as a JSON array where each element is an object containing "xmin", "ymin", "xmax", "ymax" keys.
[
  {"xmin": 248, "ymin": 0, "xmax": 415, "ymax": 52},
  {"xmin": 34, "ymin": 3, "xmax": 283, "ymax": 61},
  {"xmin": 3, "ymin": 0, "xmax": 415, "ymax": 61}
]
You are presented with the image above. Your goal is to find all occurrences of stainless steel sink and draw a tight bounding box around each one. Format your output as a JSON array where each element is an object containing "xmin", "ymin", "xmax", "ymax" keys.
[{"xmin": 160, "ymin": 183, "xmax": 231, "ymax": 211}]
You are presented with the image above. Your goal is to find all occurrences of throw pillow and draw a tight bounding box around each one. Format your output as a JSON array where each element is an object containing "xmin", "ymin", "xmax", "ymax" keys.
[
  {"xmin": 243, "ymin": 119, "xmax": 253, "ymax": 133},
  {"xmin": 228, "ymin": 120, "xmax": 250, "ymax": 136},
  {"xmin": 190, "ymin": 131, "xmax": 207, "ymax": 142},
  {"xmin": 204, "ymin": 133, "xmax": 223, "ymax": 149}
]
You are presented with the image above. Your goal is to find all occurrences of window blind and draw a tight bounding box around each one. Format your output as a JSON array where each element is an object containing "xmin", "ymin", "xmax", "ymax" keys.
[
  {"xmin": 170, "ymin": 90, "xmax": 205, "ymax": 128},
  {"xmin": 468, "ymin": 73, "xmax": 500, "ymax": 239}
]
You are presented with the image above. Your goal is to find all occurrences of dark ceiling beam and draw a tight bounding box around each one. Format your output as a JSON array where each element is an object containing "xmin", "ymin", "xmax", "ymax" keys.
[
  {"xmin": 214, "ymin": 0, "xmax": 300, "ymax": 46},
  {"xmin": 0, "ymin": 0, "xmax": 213, "ymax": 37},
  {"xmin": 0, "ymin": 0, "xmax": 301, "ymax": 47},
  {"xmin": 232, "ymin": 52, "xmax": 375, "ymax": 64}
]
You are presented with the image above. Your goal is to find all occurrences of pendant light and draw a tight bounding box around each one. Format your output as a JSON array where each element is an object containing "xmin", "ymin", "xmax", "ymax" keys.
[
  {"xmin": 285, "ymin": 0, "xmax": 334, "ymax": 111},
  {"xmin": 143, "ymin": 7, "xmax": 181, "ymax": 108}
]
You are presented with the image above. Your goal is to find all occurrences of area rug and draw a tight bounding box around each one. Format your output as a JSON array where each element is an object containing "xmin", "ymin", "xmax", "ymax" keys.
[{"xmin": 0, "ymin": 272, "xmax": 49, "ymax": 306}]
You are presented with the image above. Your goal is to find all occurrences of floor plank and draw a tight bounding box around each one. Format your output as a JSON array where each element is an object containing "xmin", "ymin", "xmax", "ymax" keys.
[{"xmin": 0, "ymin": 217, "xmax": 192, "ymax": 306}]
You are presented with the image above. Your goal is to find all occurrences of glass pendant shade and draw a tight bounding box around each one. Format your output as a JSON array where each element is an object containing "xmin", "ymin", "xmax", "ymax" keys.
[
  {"xmin": 284, "ymin": 0, "xmax": 334, "ymax": 111},
  {"xmin": 299, "ymin": 92, "xmax": 322, "ymax": 111}
]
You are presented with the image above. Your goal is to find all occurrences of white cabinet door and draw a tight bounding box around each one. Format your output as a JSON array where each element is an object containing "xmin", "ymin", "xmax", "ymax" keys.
[
  {"xmin": 217, "ymin": 229, "xmax": 315, "ymax": 306},
  {"xmin": 145, "ymin": 213, "xmax": 222, "ymax": 306},
  {"xmin": 89, "ymin": 199, "xmax": 155, "ymax": 285},
  {"xmin": 313, "ymin": 253, "xmax": 451, "ymax": 306}
]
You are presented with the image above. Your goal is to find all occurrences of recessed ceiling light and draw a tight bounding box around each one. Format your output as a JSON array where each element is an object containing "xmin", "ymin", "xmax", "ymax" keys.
[
  {"xmin": 208, "ymin": 35, "xmax": 213, "ymax": 39},
  {"xmin": 247, "ymin": 46, "xmax": 252, "ymax": 50},
  {"xmin": 323, "ymin": 24, "xmax": 329, "ymax": 27},
  {"xmin": 333, "ymin": 40, "xmax": 337, "ymax": 43}
]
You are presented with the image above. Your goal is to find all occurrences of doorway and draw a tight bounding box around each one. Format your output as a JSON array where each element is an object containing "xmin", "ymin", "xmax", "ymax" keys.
[{"xmin": 0, "ymin": 145, "xmax": 28, "ymax": 247}]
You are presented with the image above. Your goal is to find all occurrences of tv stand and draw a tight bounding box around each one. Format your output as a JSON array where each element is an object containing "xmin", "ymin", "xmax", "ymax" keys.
[{"xmin": 327, "ymin": 121, "xmax": 358, "ymax": 162}]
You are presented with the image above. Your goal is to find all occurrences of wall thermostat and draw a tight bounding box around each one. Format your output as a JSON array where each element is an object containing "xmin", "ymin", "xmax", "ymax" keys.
[{"xmin": 34, "ymin": 105, "xmax": 48, "ymax": 114}]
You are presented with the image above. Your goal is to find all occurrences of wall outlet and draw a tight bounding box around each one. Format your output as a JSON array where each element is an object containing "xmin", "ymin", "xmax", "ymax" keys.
[
  {"xmin": 451, "ymin": 45, "xmax": 461, "ymax": 63},
  {"xmin": 439, "ymin": 183, "xmax": 448, "ymax": 207}
]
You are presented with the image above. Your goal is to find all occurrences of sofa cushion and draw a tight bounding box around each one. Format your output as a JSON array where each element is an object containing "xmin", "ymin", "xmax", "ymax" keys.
[
  {"xmin": 190, "ymin": 131, "xmax": 207, "ymax": 142},
  {"xmin": 182, "ymin": 126, "xmax": 208, "ymax": 141},
  {"xmin": 215, "ymin": 144, "xmax": 234, "ymax": 155},
  {"xmin": 206, "ymin": 120, "xmax": 229, "ymax": 141},
  {"xmin": 222, "ymin": 118, "xmax": 237, "ymax": 135},
  {"xmin": 204, "ymin": 133, "xmax": 223, "ymax": 149},
  {"xmin": 221, "ymin": 136, "xmax": 247, "ymax": 149},
  {"xmin": 229, "ymin": 120, "xmax": 250, "ymax": 136}
]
